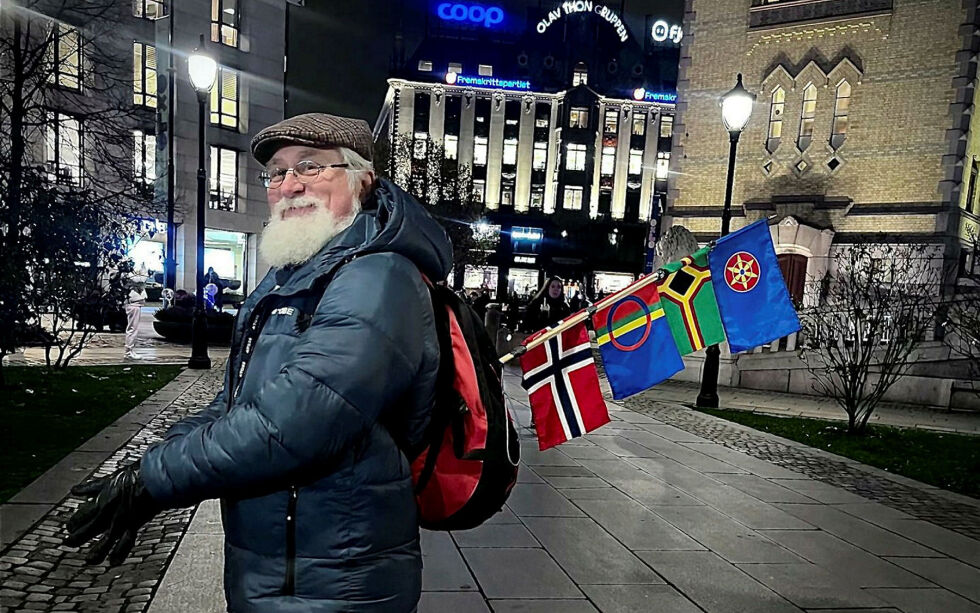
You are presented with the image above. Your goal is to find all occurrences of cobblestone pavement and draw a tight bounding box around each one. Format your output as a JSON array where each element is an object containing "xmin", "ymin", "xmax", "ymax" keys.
[
  {"xmin": 0, "ymin": 367, "xmax": 224, "ymax": 613},
  {"xmin": 626, "ymin": 395, "xmax": 980, "ymax": 540}
]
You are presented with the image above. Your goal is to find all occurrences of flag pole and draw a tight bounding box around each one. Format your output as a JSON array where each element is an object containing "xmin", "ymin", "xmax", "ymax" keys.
[{"xmin": 499, "ymin": 268, "xmax": 668, "ymax": 365}]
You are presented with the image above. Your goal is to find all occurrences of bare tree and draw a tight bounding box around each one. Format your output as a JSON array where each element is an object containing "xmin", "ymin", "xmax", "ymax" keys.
[
  {"xmin": 944, "ymin": 230, "xmax": 980, "ymax": 389},
  {"xmin": 0, "ymin": 1, "xmax": 157, "ymax": 375},
  {"xmin": 798, "ymin": 243, "xmax": 943, "ymax": 434}
]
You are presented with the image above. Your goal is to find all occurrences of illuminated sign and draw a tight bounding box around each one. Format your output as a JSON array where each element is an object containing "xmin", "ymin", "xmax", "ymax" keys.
[
  {"xmin": 536, "ymin": 1, "xmax": 629, "ymax": 43},
  {"xmin": 633, "ymin": 88, "xmax": 677, "ymax": 103},
  {"xmin": 512, "ymin": 227, "xmax": 544, "ymax": 241},
  {"xmin": 514, "ymin": 255, "xmax": 537, "ymax": 264},
  {"xmin": 436, "ymin": 3, "xmax": 505, "ymax": 28},
  {"xmin": 445, "ymin": 72, "xmax": 532, "ymax": 90},
  {"xmin": 651, "ymin": 19, "xmax": 683, "ymax": 44}
]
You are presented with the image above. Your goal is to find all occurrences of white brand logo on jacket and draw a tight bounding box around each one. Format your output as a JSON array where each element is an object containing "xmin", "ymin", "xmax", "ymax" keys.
[{"xmin": 272, "ymin": 307, "xmax": 296, "ymax": 317}]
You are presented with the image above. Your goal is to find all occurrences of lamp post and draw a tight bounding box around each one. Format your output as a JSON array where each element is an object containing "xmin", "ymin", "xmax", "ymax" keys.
[
  {"xmin": 696, "ymin": 73, "xmax": 755, "ymax": 408},
  {"xmin": 187, "ymin": 35, "xmax": 217, "ymax": 370}
]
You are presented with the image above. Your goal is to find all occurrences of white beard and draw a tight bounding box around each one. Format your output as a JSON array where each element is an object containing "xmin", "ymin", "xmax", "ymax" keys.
[{"xmin": 259, "ymin": 195, "xmax": 361, "ymax": 268}]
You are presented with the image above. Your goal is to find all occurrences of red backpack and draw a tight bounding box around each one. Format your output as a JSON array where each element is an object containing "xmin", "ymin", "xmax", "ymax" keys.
[{"xmin": 409, "ymin": 280, "xmax": 520, "ymax": 530}]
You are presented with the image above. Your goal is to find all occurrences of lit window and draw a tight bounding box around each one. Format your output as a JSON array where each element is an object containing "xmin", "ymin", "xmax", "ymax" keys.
[
  {"xmin": 473, "ymin": 136, "xmax": 488, "ymax": 166},
  {"xmin": 501, "ymin": 183, "xmax": 514, "ymax": 205},
  {"xmin": 569, "ymin": 107, "xmax": 589, "ymax": 128},
  {"xmin": 572, "ymin": 62, "xmax": 588, "ymax": 86},
  {"xmin": 444, "ymin": 134, "xmax": 458, "ymax": 160},
  {"xmin": 210, "ymin": 68, "xmax": 239, "ymax": 129},
  {"xmin": 502, "ymin": 139, "xmax": 518, "ymax": 165},
  {"xmin": 632, "ymin": 112, "xmax": 646, "ymax": 136},
  {"xmin": 798, "ymin": 83, "xmax": 817, "ymax": 150},
  {"xmin": 600, "ymin": 146, "xmax": 616, "ymax": 176},
  {"xmin": 211, "ymin": 0, "xmax": 239, "ymax": 48},
  {"xmin": 566, "ymin": 143, "xmax": 586, "ymax": 171},
  {"xmin": 659, "ymin": 115, "xmax": 673, "ymax": 139},
  {"xmin": 478, "ymin": 64, "xmax": 493, "ymax": 76},
  {"xmin": 45, "ymin": 112, "xmax": 82, "ymax": 185},
  {"xmin": 133, "ymin": 42, "xmax": 157, "ymax": 108},
  {"xmin": 604, "ymin": 109, "xmax": 619, "ymax": 134},
  {"xmin": 418, "ymin": 60, "xmax": 433, "ymax": 72},
  {"xmin": 628, "ymin": 149, "xmax": 643, "ymax": 175},
  {"xmin": 656, "ymin": 151, "xmax": 670, "ymax": 179},
  {"xmin": 564, "ymin": 185, "xmax": 584, "ymax": 210},
  {"xmin": 532, "ymin": 141, "xmax": 548, "ymax": 170},
  {"xmin": 448, "ymin": 62, "xmax": 463, "ymax": 74},
  {"xmin": 530, "ymin": 187, "xmax": 544, "ymax": 209},
  {"xmin": 413, "ymin": 132, "xmax": 428, "ymax": 160},
  {"xmin": 134, "ymin": 0, "xmax": 165, "ymax": 19},
  {"xmin": 133, "ymin": 130, "xmax": 156, "ymax": 184},
  {"xmin": 473, "ymin": 179, "xmax": 485, "ymax": 202},
  {"xmin": 535, "ymin": 117, "xmax": 549, "ymax": 128},
  {"xmin": 50, "ymin": 24, "xmax": 80, "ymax": 90},
  {"xmin": 831, "ymin": 80, "xmax": 850, "ymax": 149},
  {"xmin": 209, "ymin": 146, "xmax": 238, "ymax": 211},
  {"xmin": 767, "ymin": 87, "xmax": 785, "ymax": 153}
]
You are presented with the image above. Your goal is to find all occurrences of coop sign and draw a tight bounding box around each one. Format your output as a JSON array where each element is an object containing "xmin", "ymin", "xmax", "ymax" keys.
[
  {"xmin": 651, "ymin": 19, "xmax": 683, "ymax": 44},
  {"xmin": 536, "ymin": 1, "xmax": 629, "ymax": 43},
  {"xmin": 436, "ymin": 3, "xmax": 505, "ymax": 28}
]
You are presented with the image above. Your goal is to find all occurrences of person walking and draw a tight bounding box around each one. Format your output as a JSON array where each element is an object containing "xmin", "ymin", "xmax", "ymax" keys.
[
  {"xmin": 121, "ymin": 259, "xmax": 148, "ymax": 360},
  {"xmin": 527, "ymin": 276, "xmax": 571, "ymax": 331}
]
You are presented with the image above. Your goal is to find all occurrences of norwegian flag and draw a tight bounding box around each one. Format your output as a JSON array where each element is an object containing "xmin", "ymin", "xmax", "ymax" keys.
[{"xmin": 519, "ymin": 321, "xmax": 610, "ymax": 450}]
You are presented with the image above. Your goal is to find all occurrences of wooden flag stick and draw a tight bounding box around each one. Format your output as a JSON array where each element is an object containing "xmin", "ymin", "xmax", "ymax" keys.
[{"xmin": 499, "ymin": 268, "xmax": 668, "ymax": 365}]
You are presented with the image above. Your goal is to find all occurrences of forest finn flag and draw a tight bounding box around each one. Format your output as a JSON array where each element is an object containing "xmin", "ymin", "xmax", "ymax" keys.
[
  {"xmin": 592, "ymin": 281, "xmax": 684, "ymax": 400},
  {"xmin": 709, "ymin": 220, "xmax": 801, "ymax": 353},
  {"xmin": 658, "ymin": 246, "xmax": 726, "ymax": 355}
]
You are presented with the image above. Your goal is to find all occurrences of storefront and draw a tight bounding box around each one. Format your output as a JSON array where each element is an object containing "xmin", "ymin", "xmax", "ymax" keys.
[
  {"xmin": 594, "ymin": 271, "xmax": 634, "ymax": 296},
  {"xmin": 204, "ymin": 229, "xmax": 249, "ymax": 296}
]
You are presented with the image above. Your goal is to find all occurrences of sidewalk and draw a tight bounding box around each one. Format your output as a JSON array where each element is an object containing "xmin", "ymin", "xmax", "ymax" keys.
[{"xmin": 3, "ymin": 363, "xmax": 980, "ymax": 612}]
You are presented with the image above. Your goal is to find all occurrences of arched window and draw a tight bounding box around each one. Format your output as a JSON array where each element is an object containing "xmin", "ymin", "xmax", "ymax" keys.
[
  {"xmin": 766, "ymin": 87, "xmax": 785, "ymax": 153},
  {"xmin": 797, "ymin": 83, "xmax": 817, "ymax": 150},
  {"xmin": 831, "ymin": 80, "xmax": 851, "ymax": 149}
]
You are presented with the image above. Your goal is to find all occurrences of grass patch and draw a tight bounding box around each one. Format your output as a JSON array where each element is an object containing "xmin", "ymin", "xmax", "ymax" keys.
[
  {"xmin": 0, "ymin": 365, "xmax": 183, "ymax": 503},
  {"xmin": 698, "ymin": 408, "xmax": 980, "ymax": 499}
]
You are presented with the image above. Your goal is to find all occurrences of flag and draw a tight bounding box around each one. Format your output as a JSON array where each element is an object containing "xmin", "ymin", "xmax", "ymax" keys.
[
  {"xmin": 658, "ymin": 246, "xmax": 726, "ymax": 355},
  {"xmin": 708, "ymin": 219, "xmax": 801, "ymax": 353},
  {"xmin": 591, "ymin": 280, "xmax": 684, "ymax": 400},
  {"xmin": 520, "ymin": 322, "xmax": 609, "ymax": 450}
]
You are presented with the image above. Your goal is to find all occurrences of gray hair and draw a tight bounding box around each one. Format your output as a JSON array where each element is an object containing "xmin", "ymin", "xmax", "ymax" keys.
[{"xmin": 339, "ymin": 147, "xmax": 375, "ymax": 200}]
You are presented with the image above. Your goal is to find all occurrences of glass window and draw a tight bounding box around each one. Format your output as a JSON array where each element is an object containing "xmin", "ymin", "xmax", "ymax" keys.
[
  {"xmin": 444, "ymin": 134, "xmax": 458, "ymax": 160},
  {"xmin": 798, "ymin": 83, "xmax": 817, "ymax": 150},
  {"xmin": 501, "ymin": 184, "xmax": 514, "ymax": 205},
  {"xmin": 767, "ymin": 87, "xmax": 785, "ymax": 153},
  {"xmin": 502, "ymin": 138, "xmax": 518, "ymax": 165},
  {"xmin": 133, "ymin": 0, "xmax": 165, "ymax": 19},
  {"xmin": 50, "ymin": 24, "xmax": 80, "ymax": 90},
  {"xmin": 530, "ymin": 188, "xmax": 544, "ymax": 209},
  {"xmin": 473, "ymin": 136, "xmax": 488, "ymax": 166},
  {"xmin": 418, "ymin": 60, "xmax": 433, "ymax": 72},
  {"xmin": 569, "ymin": 107, "xmax": 589, "ymax": 128},
  {"xmin": 564, "ymin": 185, "xmax": 584, "ymax": 210},
  {"xmin": 535, "ymin": 117, "xmax": 549, "ymax": 128},
  {"xmin": 448, "ymin": 62, "xmax": 463, "ymax": 74},
  {"xmin": 572, "ymin": 62, "xmax": 588, "ymax": 86},
  {"xmin": 472, "ymin": 179, "xmax": 485, "ymax": 202},
  {"xmin": 209, "ymin": 146, "xmax": 238, "ymax": 211},
  {"xmin": 632, "ymin": 112, "xmax": 646, "ymax": 136},
  {"xmin": 600, "ymin": 146, "xmax": 616, "ymax": 176},
  {"xmin": 211, "ymin": 0, "xmax": 239, "ymax": 48},
  {"xmin": 133, "ymin": 42, "xmax": 157, "ymax": 108},
  {"xmin": 532, "ymin": 141, "xmax": 548, "ymax": 170},
  {"xmin": 628, "ymin": 149, "xmax": 643, "ymax": 175},
  {"xmin": 210, "ymin": 68, "xmax": 239, "ymax": 129},
  {"xmin": 656, "ymin": 151, "xmax": 670, "ymax": 179},
  {"xmin": 831, "ymin": 80, "xmax": 851, "ymax": 149},
  {"xmin": 659, "ymin": 114, "xmax": 673, "ymax": 139},
  {"xmin": 604, "ymin": 109, "xmax": 619, "ymax": 134},
  {"xmin": 413, "ymin": 132, "xmax": 428, "ymax": 160},
  {"xmin": 478, "ymin": 64, "xmax": 493, "ymax": 76},
  {"xmin": 45, "ymin": 112, "xmax": 82, "ymax": 185},
  {"xmin": 566, "ymin": 143, "xmax": 586, "ymax": 171},
  {"xmin": 133, "ymin": 130, "xmax": 156, "ymax": 184}
]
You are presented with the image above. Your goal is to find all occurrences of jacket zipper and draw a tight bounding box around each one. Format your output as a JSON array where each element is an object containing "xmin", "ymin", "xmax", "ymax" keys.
[{"xmin": 284, "ymin": 485, "xmax": 298, "ymax": 595}]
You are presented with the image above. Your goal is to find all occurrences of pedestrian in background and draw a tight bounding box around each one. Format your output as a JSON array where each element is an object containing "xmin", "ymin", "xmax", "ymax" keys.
[
  {"xmin": 121, "ymin": 259, "xmax": 148, "ymax": 360},
  {"xmin": 527, "ymin": 276, "xmax": 571, "ymax": 331}
]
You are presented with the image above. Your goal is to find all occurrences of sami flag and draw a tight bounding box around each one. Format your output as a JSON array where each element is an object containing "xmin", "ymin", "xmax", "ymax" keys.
[
  {"xmin": 658, "ymin": 246, "xmax": 726, "ymax": 355},
  {"xmin": 708, "ymin": 219, "xmax": 801, "ymax": 353},
  {"xmin": 520, "ymin": 322, "xmax": 609, "ymax": 450},
  {"xmin": 591, "ymin": 281, "xmax": 684, "ymax": 400}
]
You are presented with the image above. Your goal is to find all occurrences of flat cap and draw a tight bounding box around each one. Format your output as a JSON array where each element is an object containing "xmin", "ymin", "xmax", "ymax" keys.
[{"xmin": 250, "ymin": 112, "xmax": 374, "ymax": 165}]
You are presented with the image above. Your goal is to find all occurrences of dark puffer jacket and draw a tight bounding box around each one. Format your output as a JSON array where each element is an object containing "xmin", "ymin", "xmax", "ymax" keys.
[{"xmin": 140, "ymin": 179, "xmax": 452, "ymax": 612}]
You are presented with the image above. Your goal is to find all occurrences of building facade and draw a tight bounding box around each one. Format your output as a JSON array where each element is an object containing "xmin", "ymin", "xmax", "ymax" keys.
[{"xmin": 377, "ymin": 1, "xmax": 684, "ymax": 299}]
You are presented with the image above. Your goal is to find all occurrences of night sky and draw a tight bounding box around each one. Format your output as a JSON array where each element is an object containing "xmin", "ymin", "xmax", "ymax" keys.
[{"xmin": 286, "ymin": 0, "xmax": 685, "ymax": 125}]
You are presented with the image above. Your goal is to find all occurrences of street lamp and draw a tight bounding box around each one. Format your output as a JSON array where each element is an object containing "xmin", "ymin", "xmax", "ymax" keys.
[
  {"xmin": 187, "ymin": 35, "xmax": 217, "ymax": 370},
  {"xmin": 696, "ymin": 73, "xmax": 755, "ymax": 408}
]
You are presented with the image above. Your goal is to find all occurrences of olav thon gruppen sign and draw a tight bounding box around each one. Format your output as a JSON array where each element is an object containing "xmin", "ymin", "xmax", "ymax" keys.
[{"xmin": 536, "ymin": 1, "xmax": 629, "ymax": 43}]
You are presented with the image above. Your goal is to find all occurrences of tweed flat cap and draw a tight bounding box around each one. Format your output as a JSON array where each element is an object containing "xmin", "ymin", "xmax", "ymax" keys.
[{"xmin": 250, "ymin": 113, "xmax": 374, "ymax": 165}]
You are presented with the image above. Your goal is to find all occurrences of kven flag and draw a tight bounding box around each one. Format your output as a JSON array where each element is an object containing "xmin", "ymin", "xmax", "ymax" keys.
[
  {"xmin": 708, "ymin": 220, "xmax": 801, "ymax": 353},
  {"xmin": 658, "ymin": 246, "xmax": 726, "ymax": 355},
  {"xmin": 592, "ymin": 281, "xmax": 684, "ymax": 400},
  {"xmin": 519, "ymin": 322, "xmax": 609, "ymax": 450}
]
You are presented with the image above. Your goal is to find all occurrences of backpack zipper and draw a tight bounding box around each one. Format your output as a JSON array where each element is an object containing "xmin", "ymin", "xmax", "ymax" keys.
[{"xmin": 284, "ymin": 485, "xmax": 298, "ymax": 595}]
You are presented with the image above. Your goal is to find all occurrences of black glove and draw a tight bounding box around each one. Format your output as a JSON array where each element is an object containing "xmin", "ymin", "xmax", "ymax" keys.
[{"xmin": 65, "ymin": 461, "xmax": 162, "ymax": 566}]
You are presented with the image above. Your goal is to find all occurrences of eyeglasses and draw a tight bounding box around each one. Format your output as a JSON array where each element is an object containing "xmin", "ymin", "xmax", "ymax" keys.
[{"xmin": 258, "ymin": 160, "xmax": 350, "ymax": 188}]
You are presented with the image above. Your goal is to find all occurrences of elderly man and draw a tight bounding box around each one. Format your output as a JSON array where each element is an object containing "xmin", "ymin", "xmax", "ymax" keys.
[{"xmin": 65, "ymin": 114, "xmax": 453, "ymax": 612}]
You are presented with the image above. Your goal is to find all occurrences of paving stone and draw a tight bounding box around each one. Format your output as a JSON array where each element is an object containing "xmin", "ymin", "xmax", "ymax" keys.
[
  {"xmin": 523, "ymin": 517, "xmax": 664, "ymax": 585},
  {"xmin": 872, "ymin": 519, "xmax": 980, "ymax": 568},
  {"xmin": 419, "ymin": 531, "xmax": 477, "ymax": 592},
  {"xmin": 482, "ymin": 505, "xmax": 521, "ymax": 525},
  {"xmin": 530, "ymin": 466, "xmax": 595, "ymax": 477},
  {"xmin": 577, "ymin": 459, "xmax": 703, "ymax": 507},
  {"xmin": 635, "ymin": 423, "xmax": 711, "ymax": 443},
  {"xmin": 487, "ymin": 599, "xmax": 598, "ymax": 612},
  {"xmin": 505, "ymin": 484, "xmax": 586, "ymax": 517},
  {"xmin": 452, "ymin": 524, "xmax": 539, "ymax": 548},
  {"xmin": 707, "ymin": 473, "xmax": 818, "ymax": 503},
  {"xmin": 541, "ymin": 476, "xmax": 610, "ymax": 489},
  {"xmin": 585, "ymin": 435, "xmax": 663, "ymax": 458},
  {"xmin": 519, "ymin": 444, "xmax": 581, "ymax": 467},
  {"xmin": 1, "ymin": 504, "xmax": 52, "ymax": 548},
  {"xmin": 418, "ymin": 592, "xmax": 490, "ymax": 613},
  {"xmin": 461, "ymin": 548, "xmax": 582, "ymax": 599},
  {"xmin": 885, "ymin": 556, "xmax": 980, "ymax": 603},
  {"xmin": 582, "ymin": 584, "xmax": 702, "ymax": 613},
  {"xmin": 675, "ymin": 442, "xmax": 806, "ymax": 480},
  {"xmin": 622, "ymin": 431, "xmax": 748, "ymax": 473},
  {"xmin": 638, "ymin": 550, "xmax": 802, "ymax": 613},
  {"xmin": 735, "ymin": 562, "xmax": 889, "ymax": 609},
  {"xmin": 558, "ymin": 445, "xmax": 621, "ymax": 460},
  {"xmin": 768, "ymin": 479, "xmax": 872, "ymax": 504},
  {"xmin": 574, "ymin": 499, "xmax": 705, "ymax": 551},
  {"xmin": 831, "ymin": 502, "xmax": 915, "ymax": 526},
  {"xmin": 866, "ymin": 588, "xmax": 980, "ymax": 613},
  {"xmin": 561, "ymin": 487, "xmax": 636, "ymax": 503}
]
